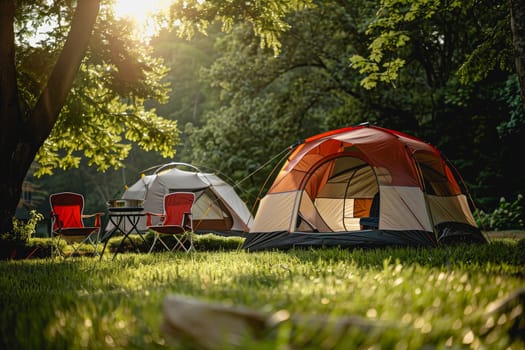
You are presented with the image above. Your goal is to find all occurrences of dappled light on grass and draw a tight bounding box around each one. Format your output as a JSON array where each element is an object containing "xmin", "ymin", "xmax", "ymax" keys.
[{"xmin": 0, "ymin": 240, "xmax": 523, "ymax": 349}]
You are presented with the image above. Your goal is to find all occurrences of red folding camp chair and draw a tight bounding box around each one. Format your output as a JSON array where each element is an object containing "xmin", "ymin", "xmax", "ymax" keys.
[
  {"xmin": 145, "ymin": 192, "xmax": 195, "ymax": 253},
  {"xmin": 49, "ymin": 192, "xmax": 104, "ymax": 258}
]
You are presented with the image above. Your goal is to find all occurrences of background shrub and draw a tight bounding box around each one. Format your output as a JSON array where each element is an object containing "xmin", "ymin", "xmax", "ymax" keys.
[{"xmin": 475, "ymin": 194, "xmax": 524, "ymax": 230}]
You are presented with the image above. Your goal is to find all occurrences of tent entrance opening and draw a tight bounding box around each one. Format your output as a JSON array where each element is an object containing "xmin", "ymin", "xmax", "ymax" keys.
[{"xmin": 297, "ymin": 156, "xmax": 379, "ymax": 232}]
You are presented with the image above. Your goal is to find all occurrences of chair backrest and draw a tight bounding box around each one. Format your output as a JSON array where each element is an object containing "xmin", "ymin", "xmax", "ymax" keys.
[
  {"xmin": 163, "ymin": 192, "xmax": 195, "ymax": 226},
  {"xmin": 50, "ymin": 192, "xmax": 85, "ymax": 230}
]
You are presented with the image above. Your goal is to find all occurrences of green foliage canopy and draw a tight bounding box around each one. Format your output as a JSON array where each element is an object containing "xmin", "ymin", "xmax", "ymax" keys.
[
  {"xmin": 186, "ymin": 1, "xmax": 381, "ymax": 204},
  {"xmin": 15, "ymin": 1, "xmax": 179, "ymax": 177},
  {"xmin": 163, "ymin": 0, "xmax": 313, "ymax": 55},
  {"xmin": 183, "ymin": 0, "xmax": 524, "ymax": 214},
  {"xmin": 13, "ymin": 0, "xmax": 315, "ymax": 179},
  {"xmin": 349, "ymin": 0, "xmax": 513, "ymax": 89}
]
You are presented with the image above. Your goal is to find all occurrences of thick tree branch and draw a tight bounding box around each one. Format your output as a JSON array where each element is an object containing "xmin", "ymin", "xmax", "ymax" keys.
[
  {"xmin": 28, "ymin": 0, "xmax": 101, "ymax": 146},
  {"xmin": 0, "ymin": 0, "xmax": 19, "ymax": 158}
]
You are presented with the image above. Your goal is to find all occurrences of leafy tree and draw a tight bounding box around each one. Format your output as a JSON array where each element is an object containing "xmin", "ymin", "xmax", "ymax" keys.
[
  {"xmin": 32, "ymin": 10, "xmax": 179, "ymax": 177},
  {"xmin": 349, "ymin": 0, "xmax": 514, "ymax": 89},
  {"xmin": 348, "ymin": 0, "xmax": 525, "ymax": 210},
  {"xmin": 184, "ymin": 0, "xmax": 443, "ymax": 203},
  {"xmin": 187, "ymin": 1, "xmax": 381, "ymax": 205},
  {"xmin": 0, "ymin": 0, "xmax": 312, "ymax": 235},
  {"xmin": 1, "ymin": 0, "xmax": 178, "ymax": 235},
  {"xmin": 188, "ymin": 0, "xmax": 524, "ymax": 215},
  {"xmin": 2, "ymin": 0, "xmax": 98, "ymax": 234},
  {"xmin": 33, "ymin": 26, "xmax": 223, "ymax": 218}
]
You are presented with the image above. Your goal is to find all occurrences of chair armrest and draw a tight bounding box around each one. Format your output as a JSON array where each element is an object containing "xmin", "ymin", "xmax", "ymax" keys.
[
  {"xmin": 145, "ymin": 212, "xmax": 165, "ymax": 226},
  {"xmin": 82, "ymin": 212, "xmax": 105, "ymax": 227}
]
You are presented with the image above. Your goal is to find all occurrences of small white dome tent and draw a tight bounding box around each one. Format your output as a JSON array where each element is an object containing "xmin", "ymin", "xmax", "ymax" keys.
[{"xmin": 121, "ymin": 163, "xmax": 253, "ymax": 235}]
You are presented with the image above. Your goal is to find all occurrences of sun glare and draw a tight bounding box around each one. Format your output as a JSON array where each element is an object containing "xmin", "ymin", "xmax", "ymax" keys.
[{"xmin": 112, "ymin": 0, "xmax": 171, "ymax": 39}]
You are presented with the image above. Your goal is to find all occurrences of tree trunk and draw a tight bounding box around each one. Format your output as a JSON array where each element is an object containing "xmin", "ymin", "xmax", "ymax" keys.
[
  {"xmin": 510, "ymin": 0, "xmax": 525, "ymax": 111},
  {"xmin": 0, "ymin": 0, "xmax": 23, "ymax": 235},
  {"xmin": 0, "ymin": 0, "xmax": 100, "ymax": 235}
]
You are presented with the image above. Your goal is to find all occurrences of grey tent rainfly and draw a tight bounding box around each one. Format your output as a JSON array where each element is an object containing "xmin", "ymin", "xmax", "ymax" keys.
[
  {"xmin": 243, "ymin": 124, "xmax": 487, "ymax": 251},
  {"xmin": 117, "ymin": 162, "xmax": 253, "ymax": 236}
]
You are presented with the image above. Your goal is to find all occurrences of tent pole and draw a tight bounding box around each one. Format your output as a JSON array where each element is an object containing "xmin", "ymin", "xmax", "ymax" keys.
[{"xmin": 411, "ymin": 151, "xmax": 439, "ymax": 246}]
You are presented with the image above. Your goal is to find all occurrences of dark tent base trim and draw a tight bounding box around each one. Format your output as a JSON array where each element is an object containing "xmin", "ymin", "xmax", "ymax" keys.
[
  {"xmin": 242, "ymin": 226, "xmax": 487, "ymax": 252},
  {"xmin": 436, "ymin": 222, "xmax": 488, "ymax": 245}
]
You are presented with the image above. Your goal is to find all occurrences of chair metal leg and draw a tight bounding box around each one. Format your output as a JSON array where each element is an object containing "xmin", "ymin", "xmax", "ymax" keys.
[
  {"xmin": 149, "ymin": 232, "xmax": 194, "ymax": 253},
  {"xmin": 148, "ymin": 233, "xmax": 159, "ymax": 253},
  {"xmin": 171, "ymin": 232, "xmax": 193, "ymax": 252},
  {"xmin": 149, "ymin": 233, "xmax": 177, "ymax": 253},
  {"xmin": 52, "ymin": 233, "xmax": 100, "ymax": 258},
  {"xmin": 159, "ymin": 236, "xmax": 173, "ymax": 252},
  {"xmin": 52, "ymin": 234, "xmax": 66, "ymax": 258},
  {"xmin": 92, "ymin": 230, "xmax": 101, "ymax": 256}
]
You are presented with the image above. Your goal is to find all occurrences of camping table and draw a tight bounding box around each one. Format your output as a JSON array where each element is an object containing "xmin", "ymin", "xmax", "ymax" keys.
[{"xmin": 99, "ymin": 208, "xmax": 147, "ymax": 260}]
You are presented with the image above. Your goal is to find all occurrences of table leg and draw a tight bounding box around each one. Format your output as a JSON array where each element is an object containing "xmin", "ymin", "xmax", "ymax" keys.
[
  {"xmin": 99, "ymin": 215, "xmax": 124, "ymax": 261},
  {"xmin": 112, "ymin": 214, "xmax": 147, "ymax": 259}
]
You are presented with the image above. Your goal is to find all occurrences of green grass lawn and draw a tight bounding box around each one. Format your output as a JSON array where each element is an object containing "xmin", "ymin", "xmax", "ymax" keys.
[{"xmin": 0, "ymin": 233, "xmax": 523, "ymax": 349}]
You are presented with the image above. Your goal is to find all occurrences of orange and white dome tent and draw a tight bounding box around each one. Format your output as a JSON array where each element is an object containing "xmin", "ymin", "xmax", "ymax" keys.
[{"xmin": 242, "ymin": 124, "xmax": 487, "ymax": 251}]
